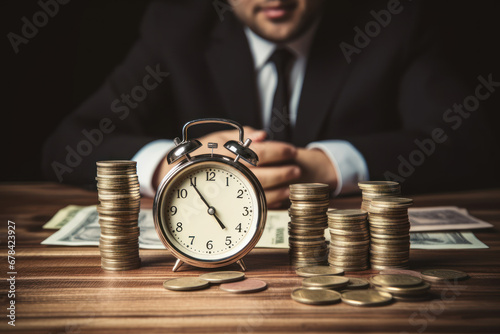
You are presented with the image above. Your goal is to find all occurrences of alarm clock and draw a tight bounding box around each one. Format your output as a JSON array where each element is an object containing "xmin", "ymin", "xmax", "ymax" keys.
[{"xmin": 153, "ymin": 118, "xmax": 267, "ymax": 272}]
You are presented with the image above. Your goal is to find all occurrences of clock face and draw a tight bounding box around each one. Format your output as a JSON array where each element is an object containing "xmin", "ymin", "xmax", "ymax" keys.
[{"xmin": 157, "ymin": 158, "xmax": 263, "ymax": 263}]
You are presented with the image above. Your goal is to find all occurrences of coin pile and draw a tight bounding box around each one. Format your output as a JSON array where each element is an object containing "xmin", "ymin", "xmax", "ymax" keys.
[
  {"xmin": 358, "ymin": 181, "xmax": 401, "ymax": 212},
  {"xmin": 368, "ymin": 197, "xmax": 413, "ymax": 270},
  {"xmin": 370, "ymin": 274, "xmax": 431, "ymax": 301},
  {"xmin": 96, "ymin": 160, "xmax": 141, "ymax": 271},
  {"xmin": 327, "ymin": 209, "xmax": 370, "ymax": 271},
  {"xmin": 288, "ymin": 183, "xmax": 330, "ymax": 267}
]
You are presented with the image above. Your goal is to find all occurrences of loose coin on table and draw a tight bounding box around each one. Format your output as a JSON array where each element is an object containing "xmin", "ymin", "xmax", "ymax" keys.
[
  {"xmin": 220, "ymin": 279, "xmax": 267, "ymax": 293},
  {"xmin": 199, "ymin": 271, "xmax": 245, "ymax": 283},
  {"xmin": 420, "ymin": 269, "xmax": 469, "ymax": 281},
  {"xmin": 346, "ymin": 277, "xmax": 370, "ymax": 289},
  {"xmin": 302, "ymin": 276, "xmax": 349, "ymax": 290},
  {"xmin": 373, "ymin": 281, "xmax": 431, "ymax": 301},
  {"xmin": 341, "ymin": 289, "xmax": 393, "ymax": 306},
  {"xmin": 291, "ymin": 288, "xmax": 341, "ymax": 305},
  {"xmin": 163, "ymin": 277, "xmax": 210, "ymax": 291},
  {"xmin": 296, "ymin": 265, "xmax": 344, "ymax": 277},
  {"xmin": 370, "ymin": 274, "xmax": 422, "ymax": 287},
  {"xmin": 379, "ymin": 269, "xmax": 422, "ymax": 278}
]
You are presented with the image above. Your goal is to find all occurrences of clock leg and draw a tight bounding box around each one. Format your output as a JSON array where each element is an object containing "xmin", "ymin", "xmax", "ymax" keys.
[
  {"xmin": 237, "ymin": 259, "xmax": 247, "ymax": 272},
  {"xmin": 172, "ymin": 259, "xmax": 184, "ymax": 272}
]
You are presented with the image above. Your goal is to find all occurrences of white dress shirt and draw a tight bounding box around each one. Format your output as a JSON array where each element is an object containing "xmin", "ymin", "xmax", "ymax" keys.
[{"xmin": 133, "ymin": 25, "xmax": 369, "ymax": 197}]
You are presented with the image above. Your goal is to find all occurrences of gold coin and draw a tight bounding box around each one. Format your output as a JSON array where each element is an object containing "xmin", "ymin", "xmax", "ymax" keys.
[
  {"xmin": 290, "ymin": 183, "xmax": 329, "ymax": 191},
  {"xmin": 341, "ymin": 289, "xmax": 393, "ymax": 306},
  {"xmin": 199, "ymin": 271, "xmax": 245, "ymax": 283},
  {"xmin": 370, "ymin": 274, "xmax": 422, "ymax": 287},
  {"xmin": 327, "ymin": 209, "xmax": 367, "ymax": 218},
  {"xmin": 346, "ymin": 277, "xmax": 370, "ymax": 289},
  {"xmin": 370, "ymin": 198, "xmax": 413, "ymax": 210},
  {"xmin": 291, "ymin": 288, "xmax": 341, "ymax": 305},
  {"xmin": 420, "ymin": 269, "xmax": 469, "ymax": 281},
  {"xmin": 296, "ymin": 265, "xmax": 344, "ymax": 277},
  {"xmin": 371, "ymin": 264, "xmax": 409, "ymax": 270},
  {"xmin": 219, "ymin": 279, "xmax": 267, "ymax": 293},
  {"xmin": 378, "ymin": 269, "xmax": 421, "ymax": 277},
  {"xmin": 97, "ymin": 160, "xmax": 136, "ymax": 167},
  {"xmin": 374, "ymin": 282, "xmax": 430, "ymax": 296},
  {"xmin": 163, "ymin": 277, "xmax": 210, "ymax": 291},
  {"xmin": 358, "ymin": 180, "xmax": 400, "ymax": 188},
  {"xmin": 302, "ymin": 276, "xmax": 349, "ymax": 289}
]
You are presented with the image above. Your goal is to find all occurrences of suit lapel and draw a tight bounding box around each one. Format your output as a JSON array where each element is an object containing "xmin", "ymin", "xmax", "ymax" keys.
[
  {"xmin": 294, "ymin": 2, "xmax": 355, "ymax": 147},
  {"xmin": 205, "ymin": 15, "xmax": 262, "ymax": 128}
]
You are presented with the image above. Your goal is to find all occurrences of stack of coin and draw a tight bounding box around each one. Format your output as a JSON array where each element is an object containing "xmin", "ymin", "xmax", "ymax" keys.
[
  {"xmin": 370, "ymin": 274, "xmax": 431, "ymax": 301},
  {"xmin": 358, "ymin": 181, "xmax": 401, "ymax": 212},
  {"xmin": 288, "ymin": 183, "xmax": 330, "ymax": 267},
  {"xmin": 327, "ymin": 209, "xmax": 370, "ymax": 271},
  {"xmin": 368, "ymin": 197, "xmax": 413, "ymax": 270},
  {"xmin": 96, "ymin": 160, "xmax": 141, "ymax": 271}
]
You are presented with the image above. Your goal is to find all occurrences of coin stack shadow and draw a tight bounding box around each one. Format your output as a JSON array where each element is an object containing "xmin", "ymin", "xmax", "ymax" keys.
[
  {"xmin": 368, "ymin": 197, "xmax": 413, "ymax": 270},
  {"xmin": 327, "ymin": 209, "xmax": 370, "ymax": 271},
  {"xmin": 288, "ymin": 183, "xmax": 330, "ymax": 267},
  {"xmin": 96, "ymin": 160, "xmax": 141, "ymax": 271},
  {"xmin": 358, "ymin": 181, "xmax": 401, "ymax": 212}
]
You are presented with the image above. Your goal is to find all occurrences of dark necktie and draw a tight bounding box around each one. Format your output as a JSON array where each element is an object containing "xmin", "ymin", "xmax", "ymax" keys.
[{"xmin": 269, "ymin": 48, "xmax": 295, "ymax": 142}]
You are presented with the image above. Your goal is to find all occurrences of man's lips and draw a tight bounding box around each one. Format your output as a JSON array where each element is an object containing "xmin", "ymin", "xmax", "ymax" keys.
[{"xmin": 259, "ymin": 2, "xmax": 297, "ymax": 20}]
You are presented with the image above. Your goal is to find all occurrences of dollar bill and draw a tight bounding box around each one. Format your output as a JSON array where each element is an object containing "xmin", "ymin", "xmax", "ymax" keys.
[
  {"xmin": 408, "ymin": 206, "xmax": 493, "ymax": 232},
  {"xmin": 43, "ymin": 205, "xmax": 86, "ymax": 229},
  {"xmin": 257, "ymin": 210, "xmax": 289, "ymax": 248},
  {"xmin": 42, "ymin": 205, "xmax": 491, "ymax": 250},
  {"xmin": 409, "ymin": 231, "xmax": 488, "ymax": 249}
]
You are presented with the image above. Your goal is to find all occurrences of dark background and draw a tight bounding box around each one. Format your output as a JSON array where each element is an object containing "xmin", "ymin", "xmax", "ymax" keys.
[{"xmin": 2, "ymin": 0, "xmax": 499, "ymax": 186}]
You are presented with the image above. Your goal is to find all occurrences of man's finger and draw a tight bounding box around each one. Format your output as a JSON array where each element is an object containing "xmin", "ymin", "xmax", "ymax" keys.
[
  {"xmin": 243, "ymin": 126, "xmax": 267, "ymax": 142},
  {"xmin": 265, "ymin": 186, "xmax": 290, "ymax": 209},
  {"xmin": 251, "ymin": 141, "xmax": 297, "ymax": 165},
  {"xmin": 251, "ymin": 165, "xmax": 301, "ymax": 189}
]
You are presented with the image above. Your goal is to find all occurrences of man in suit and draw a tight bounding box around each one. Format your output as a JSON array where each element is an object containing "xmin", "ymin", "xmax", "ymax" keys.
[{"xmin": 42, "ymin": 0, "xmax": 495, "ymax": 208}]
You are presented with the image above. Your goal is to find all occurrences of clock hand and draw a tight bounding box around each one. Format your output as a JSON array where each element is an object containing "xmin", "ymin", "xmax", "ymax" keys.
[{"xmin": 191, "ymin": 184, "xmax": 226, "ymax": 229}]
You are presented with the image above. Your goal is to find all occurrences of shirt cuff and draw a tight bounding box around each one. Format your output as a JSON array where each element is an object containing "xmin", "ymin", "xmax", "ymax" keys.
[
  {"xmin": 307, "ymin": 140, "xmax": 369, "ymax": 196},
  {"xmin": 132, "ymin": 139, "xmax": 175, "ymax": 198}
]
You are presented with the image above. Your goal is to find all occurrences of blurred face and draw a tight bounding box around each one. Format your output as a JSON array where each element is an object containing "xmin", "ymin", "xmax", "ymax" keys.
[{"xmin": 229, "ymin": 0, "xmax": 325, "ymax": 43}]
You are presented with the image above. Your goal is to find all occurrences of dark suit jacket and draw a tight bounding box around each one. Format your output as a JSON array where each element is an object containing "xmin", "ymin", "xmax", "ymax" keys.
[{"xmin": 42, "ymin": 0, "xmax": 495, "ymax": 193}]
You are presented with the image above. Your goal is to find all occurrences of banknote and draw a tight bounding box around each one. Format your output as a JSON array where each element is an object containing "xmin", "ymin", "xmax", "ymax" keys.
[
  {"xmin": 408, "ymin": 206, "xmax": 493, "ymax": 232},
  {"xmin": 43, "ymin": 205, "xmax": 86, "ymax": 229},
  {"xmin": 409, "ymin": 231, "xmax": 488, "ymax": 249},
  {"xmin": 42, "ymin": 205, "xmax": 491, "ymax": 250}
]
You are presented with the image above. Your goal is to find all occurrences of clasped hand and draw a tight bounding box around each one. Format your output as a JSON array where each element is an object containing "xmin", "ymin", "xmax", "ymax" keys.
[{"xmin": 154, "ymin": 127, "xmax": 337, "ymax": 208}]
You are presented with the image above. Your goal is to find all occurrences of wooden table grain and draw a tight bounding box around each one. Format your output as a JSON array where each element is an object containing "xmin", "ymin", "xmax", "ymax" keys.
[{"xmin": 1, "ymin": 183, "xmax": 499, "ymax": 333}]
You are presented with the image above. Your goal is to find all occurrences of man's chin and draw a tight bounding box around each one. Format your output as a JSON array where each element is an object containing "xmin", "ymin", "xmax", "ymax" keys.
[{"xmin": 253, "ymin": 23, "xmax": 301, "ymax": 43}]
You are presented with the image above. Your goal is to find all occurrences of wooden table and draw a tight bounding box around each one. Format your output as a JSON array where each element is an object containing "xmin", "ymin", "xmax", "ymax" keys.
[{"xmin": 1, "ymin": 183, "xmax": 499, "ymax": 333}]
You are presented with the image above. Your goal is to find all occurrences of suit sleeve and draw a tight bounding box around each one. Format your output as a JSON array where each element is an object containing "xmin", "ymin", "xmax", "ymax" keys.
[{"xmin": 41, "ymin": 3, "xmax": 177, "ymax": 187}]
